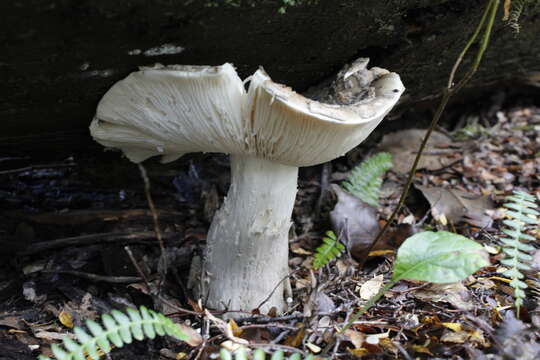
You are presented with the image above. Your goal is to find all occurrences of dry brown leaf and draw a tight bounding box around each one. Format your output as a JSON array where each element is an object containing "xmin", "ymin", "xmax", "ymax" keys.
[
  {"xmin": 205, "ymin": 310, "xmax": 247, "ymax": 345},
  {"xmin": 416, "ymin": 185, "xmax": 495, "ymax": 227},
  {"xmin": 343, "ymin": 329, "xmax": 365, "ymax": 349},
  {"xmin": 330, "ymin": 185, "xmax": 379, "ymax": 262},
  {"xmin": 441, "ymin": 322, "xmax": 462, "ymax": 332},
  {"xmin": 0, "ymin": 316, "xmax": 23, "ymax": 330},
  {"xmin": 359, "ymin": 275, "xmax": 384, "ymax": 300},
  {"xmin": 348, "ymin": 347, "xmax": 369, "ymax": 357},
  {"xmin": 379, "ymin": 129, "xmax": 459, "ymax": 174},
  {"xmin": 414, "ymin": 282, "xmax": 473, "ymax": 311},
  {"xmin": 441, "ymin": 330, "xmax": 469, "ymax": 344},
  {"xmin": 412, "ymin": 344, "xmax": 433, "ymax": 355},
  {"xmin": 284, "ymin": 326, "xmax": 305, "ymax": 347}
]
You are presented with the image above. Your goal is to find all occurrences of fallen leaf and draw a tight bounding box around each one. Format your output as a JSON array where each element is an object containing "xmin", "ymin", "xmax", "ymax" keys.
[
  {"xmin": 306, "ymin": 342, "xmax": 321, "ymax": 353},
  {"xmin": 412, "ymin": 344, "xmax": 433, "ymax": 355},
  {"xmin": 228, "ymin": 319, "xmax": 243, "ymax": 337},
  {"xmin": 440, "ymin": 330, "xmax": 469, "ymax": 343},
  {"xmin": 368, "ymin": 250, "xmax": 394, "ymax": 257},
  {"xmin": 359, "ymin": 275, "xmax": 384, "ymax": 300},
  {"xmin": 379, "ymin": 129, "xmax": 459, "ymax": 174},
  {"xmin": 0, "ymin": 317, "xmax": 23, "ymax": 330},
  {"xmin": 441, "ymin": 322, "xmax": 462, "ymax": 332},
  {"xmin": 290, "ymin": 242, "xmax": 313, "ymax": 255},
  {"xmin": 58, "ymin": 311, "xmax": 73, "ymax": 329},
  {"xmin": 531, "ymin": 249, "xmax": 540, "ymax": 271},
  {"xmin": 206, "ymin": 310, "xmax": 248, "ymax": 345},
  {"xmin": 343, "ymin": 329, "xmax": 365, "ymax": 349},
  {"xmin": 414, "ymin": 282, "xmax": 474, "ymax": 311},
  {"xmin": 348, "ymin": 348, "xmax": 369, "ymax": 357},
  {"xmin": 416, "ymin": 185, "xmax": 495, "ymax": 227},
  {"xmin": 284, "ymin": 326, "xmax": 305, "ymax": 347},
  {"xmin": 330, "ymin": 184, "xmax": 380, "ymax": 262}
]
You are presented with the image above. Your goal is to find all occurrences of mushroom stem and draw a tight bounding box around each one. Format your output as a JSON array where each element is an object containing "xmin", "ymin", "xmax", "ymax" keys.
[{"xmin": 202, "ymin": 154, "xmax": 298, "ymax": 313}]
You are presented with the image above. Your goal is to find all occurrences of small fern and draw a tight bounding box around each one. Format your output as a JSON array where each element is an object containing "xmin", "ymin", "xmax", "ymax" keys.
[
  {"xmin": 220, "ymin": 348, "xmax": 317, "ymax": 360},
  {"xmin": 313, "ymin": 231, "xmax": 345, "ymax": 270},
  {"xmin": 39, "ymin": 306, "xmax": 190, "ymax": 360},
  {"xmin": 504, "ymin": 0, "xmax": 540, "ymax": 33},
  {"xmin": 499, "ymin": 190, "xmax": 539, "ymax": 316},
  {"xmin": 341, "ymin": 152, "xmax": 393, "ymax": 207}
]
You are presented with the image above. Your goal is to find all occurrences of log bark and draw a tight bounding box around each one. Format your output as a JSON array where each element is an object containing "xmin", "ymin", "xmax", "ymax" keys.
[{"xmin": 1, "ymin": 0, "xmax": 539, "ymax": 150}]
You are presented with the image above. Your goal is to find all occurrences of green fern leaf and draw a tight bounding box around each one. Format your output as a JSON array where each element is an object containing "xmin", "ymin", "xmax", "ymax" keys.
[
  {"xmin": 503, "ymin": 0, "xmax": 540, "ymax": 33},
  {"xmin": 219, "ymin": 348, "xmax": 318, "ymax": 360},
  {"xmin": 313, "ymin": 231, "xmax": 345, "ymax": 269},
  {"xmin": 38, "ymin": 306, "xmax": 191, "ymax": 360},
  {"xmin": 499, "ymin": 190, "xmax": 539, "ymax": 317},
  {"xmin": 341, "ymin": 152, "xmax": 393, "ymax": 207}
]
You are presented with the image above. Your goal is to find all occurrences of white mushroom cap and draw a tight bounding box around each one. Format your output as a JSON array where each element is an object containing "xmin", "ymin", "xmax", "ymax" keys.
[
  {"xmin": 90, "ymin": 63, "xmax": 246, "ymax": 163},
  {"xmin": 90, "ymin": 62, "xmax": 404, "ymax": 166}
]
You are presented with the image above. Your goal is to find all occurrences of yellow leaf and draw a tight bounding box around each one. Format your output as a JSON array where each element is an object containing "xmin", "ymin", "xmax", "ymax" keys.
[
  {"xmin": 368, "ymin": 250, "xmax": 394, "ymax": 257},
  {"xmin": 412, "ymin": 344, "xmax": 433, "ymax": 355},
  {"xmin": 488, "ymin": 276, "xmax": 511, "ymax": 284},
  {"xmin": 59, "ymin": 311, "xmax": 73, "ymax": 328},
  {"xmin": 228, "ymin": 319, "xmax": 243, "ymax": 337},
  {"xmin": 503, "ymin": 0, "xmax": 511, "ymax": 20},
  {"xmin": 176, "ymin": 353, "xmax": 187, "ymax": 359},
  {"xmin": 441, "ymin": 322, "xmax": 462, "ymax": 332},
  {"xmin": 348, "ymin": 347, "xmax": 369, "ymax": 357},
  {"xmin": 284, "ymin": 327, "xmax": 305, "ymax": 347},
  {"xmin": 379, "ymin": 338, "xmax": 398, "ymax": 355}
]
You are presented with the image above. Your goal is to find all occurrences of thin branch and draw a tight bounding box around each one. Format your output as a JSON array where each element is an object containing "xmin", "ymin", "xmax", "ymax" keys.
[
  {"xmin": 18, "ymin": 231, "xmax": 180, "ymax": 255},
  {"xmin": 0, "ymin": 163, "xmax": 75, "ymax": 175},
  {"xmin": 138, "ymin": 163, "xmax": 168, "ymax": 291},
  {"xmin": 41, "ymin": 270, "xmax": 142, "ymax": 284}
]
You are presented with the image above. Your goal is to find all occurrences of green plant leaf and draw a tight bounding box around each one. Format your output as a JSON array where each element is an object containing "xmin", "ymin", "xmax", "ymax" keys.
[
  {"xmin": 392, "ymin": 231, "xmax": 489, "ymax": 283},
  {"xmin": 341, "ymin": 152, "xmax": 393, "ymax": 207},
  {"xmin": 313, "ymin": 231, "xmax": 345, "ymax": 270}
]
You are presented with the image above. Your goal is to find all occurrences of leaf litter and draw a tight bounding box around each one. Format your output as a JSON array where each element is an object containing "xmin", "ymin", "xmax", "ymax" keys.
[{"xmin": 0, "ymin": 106, "xmax": 539, "ymax": 359}]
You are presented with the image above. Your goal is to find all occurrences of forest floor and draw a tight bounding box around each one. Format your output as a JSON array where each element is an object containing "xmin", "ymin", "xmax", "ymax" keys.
[{"xmin": 0, "ymin": 103, "xmax": 539, "ymax": 359}]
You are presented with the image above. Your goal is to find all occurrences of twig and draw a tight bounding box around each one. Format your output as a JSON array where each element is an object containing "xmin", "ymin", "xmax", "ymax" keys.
[
  {"xmin": 255, "ymin": 269, "xmax": 299, "ymax": 311},
  {"xmin": 124, "ymin": 245, "xmax": 151, "ymax": 286},
  {"xmin": 0, "ymin": 162, "xmax": 75, "ymax": 175},
  {"xmin": 41, "ymin": 270, "xmax": 142, "ymax": 284},
  {"xmin": 138, "ymin": 164, "xmax": 167, "ymax": 291},
  {"xmin": 393, "ymin": 340, "xmax": 414, "ymax": 360},
  {"xmin": 315, "ymin": 162, "xmax": 332, "ymax": 217},
  {"xmin": 18, "ymin": 231, "xmax": 181, "ymax": 255},
  {"xmin": 359, "ymin": 0, "xmax": 501, "ymax": 268}
]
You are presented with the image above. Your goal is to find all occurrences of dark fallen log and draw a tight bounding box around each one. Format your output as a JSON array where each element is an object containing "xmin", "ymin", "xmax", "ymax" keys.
[{"xmin": 1, "ymin": 0, "xmax": 539, "ymax": 152}]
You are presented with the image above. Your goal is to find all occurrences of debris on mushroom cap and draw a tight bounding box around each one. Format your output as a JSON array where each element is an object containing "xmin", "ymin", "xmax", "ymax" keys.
[
  {"xmin": 90, "ymin": 62, "xmax": 404, "ymax": 166},
  {"xmin": 243, "ymin": 65, "xmax": 404, "ymax": 166}
]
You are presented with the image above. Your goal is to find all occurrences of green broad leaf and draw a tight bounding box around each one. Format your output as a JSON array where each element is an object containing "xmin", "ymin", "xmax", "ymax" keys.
[{"xmin": 392, "ymin": 231, "xmax": 489, "ymax": 283}]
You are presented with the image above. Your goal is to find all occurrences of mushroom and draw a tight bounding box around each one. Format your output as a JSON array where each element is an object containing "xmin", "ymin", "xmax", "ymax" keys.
[{"xmin": 90, "ymin": 61, "xmax": 404, "ymax": 313}]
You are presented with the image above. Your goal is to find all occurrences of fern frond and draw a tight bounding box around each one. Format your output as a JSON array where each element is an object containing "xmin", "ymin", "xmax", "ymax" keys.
[
  {"xmin": 313, "ymin": 231, "xmax": 345, "ymax": 270},
  {"xmin": 504, "ymin": 0, "xmax": 540, "ymax": 33},
  {"xmin": 39, "ymin": 306, "xmax": 189, "ymax": 360},
  {"xmin": 499, "ymin": 190, "xmax": 539, "ymax": 317},
  {"xmin": 341, "ymin": 152, "xmax": 393, "ymax": 207},
  {"xmin": 220, "ymin": 348, "xmax": 317, "ymax": 360}
]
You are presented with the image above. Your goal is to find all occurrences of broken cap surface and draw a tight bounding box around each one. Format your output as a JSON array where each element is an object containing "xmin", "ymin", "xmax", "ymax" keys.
[{"xmin": 90, "ymin": 62, "xmax": 404, "ymax": 166}]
